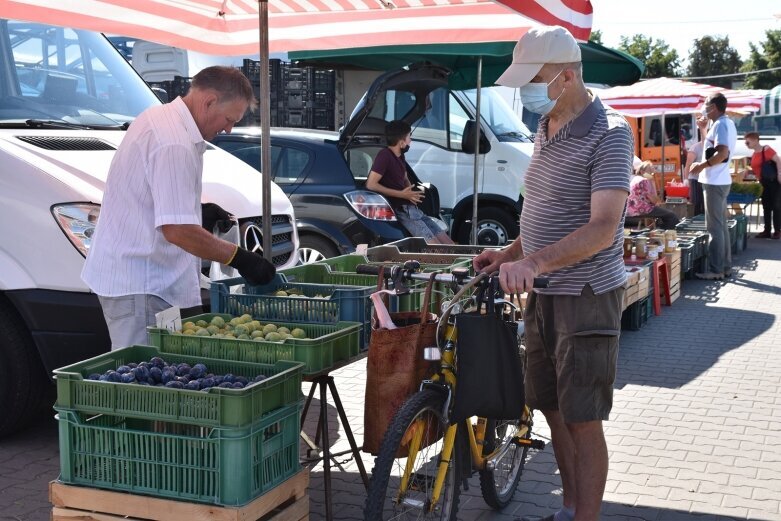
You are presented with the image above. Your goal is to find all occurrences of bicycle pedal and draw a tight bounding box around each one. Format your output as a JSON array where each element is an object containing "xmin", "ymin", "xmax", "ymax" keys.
[{"xmin": 512, "ymin": 437, "xmax": 546, "ymax": 450}]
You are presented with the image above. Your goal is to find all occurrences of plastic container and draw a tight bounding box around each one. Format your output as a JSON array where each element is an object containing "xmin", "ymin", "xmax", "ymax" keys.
[
  {"xmin": 54, "ymin": 345, "xmax": 303, "ymax": 428},
  {"xmin": 148, "ymin": 313, "xmax": 360, "ymax": 376},
  {"xmin": 621, "ymin": 295, "xmax": 651, "ymax": 331},
  {"xmin": 317, "ymin": 254, "xmax": 473, "ymax": 278},
  {"xmin": 280, "ymin": 262, "xmax": 379, "ymax": 287},
  {"xmin": 665, "ymin": 183, "xmax": 690, "ymax": 198},
  {"xmin": 211, "ymin": 275, "xmax": 372, "ymax": 349},
  {"xmin": 379, "ymin": 238, "xmax": 488, "ymax": 256},
  {"xmin": 56, "ymin": 402, "xmax": 300, "ymax": 506},
  {"xmin": 362, "ymin": 245, "xmax": 476, "ymax": 269}
]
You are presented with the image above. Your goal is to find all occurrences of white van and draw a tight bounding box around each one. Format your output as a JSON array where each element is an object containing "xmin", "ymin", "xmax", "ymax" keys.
[
  {"xmin": 341, "ymin": 64, "xmax": 534, "ymax": 246},
  {"xmin": 0, "ymin": 19, "xmax": 298, "ymax": 436}
]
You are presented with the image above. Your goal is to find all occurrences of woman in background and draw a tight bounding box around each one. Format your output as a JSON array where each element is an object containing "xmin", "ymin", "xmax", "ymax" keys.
[{"xmin": 627, "ymin": 161, "xmax": 680, "ymax": 229}]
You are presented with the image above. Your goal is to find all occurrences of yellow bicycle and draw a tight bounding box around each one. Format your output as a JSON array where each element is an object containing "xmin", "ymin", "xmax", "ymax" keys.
[{"xmin": 362, "ymin": 263, "xmax": 547, "ymax": 520}]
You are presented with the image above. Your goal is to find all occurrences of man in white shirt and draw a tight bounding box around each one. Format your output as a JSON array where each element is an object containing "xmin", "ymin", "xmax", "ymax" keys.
[
  {"xmin": 688, "ymin": 92, "xmax": 737, "ymax": 280},
  {"xmin": 82, "ymin": 66, "xmax": 275, "ymax": 349}
]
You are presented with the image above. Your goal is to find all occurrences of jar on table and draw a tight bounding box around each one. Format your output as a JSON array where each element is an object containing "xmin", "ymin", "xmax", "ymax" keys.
[
  {"xmin": 664, "ymin": 230, "xmax": 678, "ymax": 253},
  {"xmin": 635, "ymin": 237, "xmax": 648, "ymax": 259}
]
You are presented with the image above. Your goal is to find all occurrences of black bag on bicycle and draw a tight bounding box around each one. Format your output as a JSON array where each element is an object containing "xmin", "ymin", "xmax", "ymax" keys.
[{"xmin": 450, "ymin": 281, "xmax": 525, "ymax": 425}]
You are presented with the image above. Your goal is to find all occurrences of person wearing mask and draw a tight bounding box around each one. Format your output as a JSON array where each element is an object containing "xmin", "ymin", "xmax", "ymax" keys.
[
  {"xmin": 688, "ymin": 93, "xmax": 737, "ymax": 280},
  {"xmin": 473, "ymin": 25, "xmax": 633, "ymax": 521},
  {"xmin": 366, "ymin": 120, "xmax": 454, "ymax": 244},
  {"xmin": 627, "ymin": 161, "xmax": 680, "ymax": 229},
  {"xmin": 744, "ymin": 131, "xmax": 781, "ymax": 239},
  {"xmin": 683, "ymin": 115, "xmax": 709, "ymax": 216},
  {"xmin": 82, "ymin": 66, "xmax": 276, "ymax": 350}
]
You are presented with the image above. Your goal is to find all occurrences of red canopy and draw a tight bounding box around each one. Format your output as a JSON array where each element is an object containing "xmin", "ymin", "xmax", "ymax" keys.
[
  {"xmin": 1, "ymin": 0, "xmax": 593, "ymax": 56},
  {"xmin": 598, "ymin": 77, "xmax": 763, "ymax": 117}
]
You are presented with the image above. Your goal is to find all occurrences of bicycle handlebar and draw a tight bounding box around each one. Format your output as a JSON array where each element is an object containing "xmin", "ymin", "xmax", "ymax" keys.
[{"xmin": 356, "ymin": 262, "xmax": 550, "ymax": 289}]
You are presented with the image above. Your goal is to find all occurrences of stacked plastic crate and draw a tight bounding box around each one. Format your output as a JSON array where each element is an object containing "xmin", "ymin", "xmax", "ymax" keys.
[
  {"xmin": 238, "ymin": 58, "xmax": 282, "ymax": 127},
  {"xmin": 236, "ymin": 59, "xmax": 336, "ymax": 130},
  {"xmin": 53, "ymin": 342, "xmax": 305, "ymax": 507}
]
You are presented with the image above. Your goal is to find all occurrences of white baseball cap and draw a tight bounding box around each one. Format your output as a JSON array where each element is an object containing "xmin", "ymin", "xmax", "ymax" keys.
[{"xmin": 496, "ymin": 25, "xmax": 582, "ymax": 87}]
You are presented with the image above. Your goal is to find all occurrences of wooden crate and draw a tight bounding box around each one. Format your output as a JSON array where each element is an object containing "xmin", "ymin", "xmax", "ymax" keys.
[{"xmin": 50, "ymin": 469, "xmax": 309, "ymax": 521}]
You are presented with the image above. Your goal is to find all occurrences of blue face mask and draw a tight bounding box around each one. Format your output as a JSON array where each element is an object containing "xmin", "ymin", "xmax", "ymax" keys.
[{"xmin": 520, "ymin": 70, "xmax": 564, "ymax": 115}]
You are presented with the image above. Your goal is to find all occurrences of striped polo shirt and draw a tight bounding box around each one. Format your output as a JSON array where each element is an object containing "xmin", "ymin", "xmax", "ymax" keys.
[{"xmin": 519, "ymin": 95, "xmax": 633, "ymax": 296}]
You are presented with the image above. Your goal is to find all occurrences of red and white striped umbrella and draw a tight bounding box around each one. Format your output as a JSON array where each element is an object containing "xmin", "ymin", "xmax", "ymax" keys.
[
  {"xmin": 0, "ymin": 0, "xmax": 592, "ymax": 56},
  {"xmin": 598, "ymin": 77, "xmax": 763, "ymax": 117}
]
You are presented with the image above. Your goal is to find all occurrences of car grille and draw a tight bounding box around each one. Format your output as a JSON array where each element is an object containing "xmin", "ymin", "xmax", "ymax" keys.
[{"xmin": 239, "ymin": 215, "xmax": 295, "ymax": 267}]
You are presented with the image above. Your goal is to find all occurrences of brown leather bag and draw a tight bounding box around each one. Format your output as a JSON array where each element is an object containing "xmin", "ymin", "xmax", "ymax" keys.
[{"xmin": 363, "ymin": 273, "xmax": 439, "ymax": 455}]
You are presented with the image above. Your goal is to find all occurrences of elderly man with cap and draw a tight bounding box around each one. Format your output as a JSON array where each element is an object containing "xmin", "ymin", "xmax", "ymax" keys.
[{"xmin": 473, "ymin": 26, "xmax": 634, "ymax": 521}]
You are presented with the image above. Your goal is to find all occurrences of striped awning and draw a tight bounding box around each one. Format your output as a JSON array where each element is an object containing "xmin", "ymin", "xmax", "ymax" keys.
[
  {"xmin": 759, "ymin": 85, "xmax": 781, "ymax": 117},
  {"xmin": 0, "ymin": 0, "xmax": 593, "ymax": 56},
  {"xmin": 598, "ymin": 77, "xmax": 764, "ymax": 117}
]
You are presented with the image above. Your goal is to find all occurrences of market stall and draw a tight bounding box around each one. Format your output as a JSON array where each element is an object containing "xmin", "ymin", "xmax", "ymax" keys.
[{"xmin": 598, "ymin": 77, "xmax": 764, "ymax": 196}]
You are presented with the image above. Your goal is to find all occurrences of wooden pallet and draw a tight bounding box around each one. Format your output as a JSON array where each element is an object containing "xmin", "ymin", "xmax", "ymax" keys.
[{"xmin": 49, "ymin": 470, "xmax": 308, "ymax": 521}]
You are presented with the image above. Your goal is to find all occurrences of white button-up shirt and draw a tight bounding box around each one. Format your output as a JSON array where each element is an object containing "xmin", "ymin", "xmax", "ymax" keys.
[{"xmin": 82, "ymin": 97, "xmax": 207, "ymax": 308}]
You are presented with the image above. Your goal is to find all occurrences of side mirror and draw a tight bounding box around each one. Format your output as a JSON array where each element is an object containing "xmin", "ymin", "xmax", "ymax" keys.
[
  {"xmin": 461, "ymin": 120, "xmax": 491, "ymax": 155},
  {"xmin": 151, "ymin": 87, "xmax": 169, "ymax": 103}
]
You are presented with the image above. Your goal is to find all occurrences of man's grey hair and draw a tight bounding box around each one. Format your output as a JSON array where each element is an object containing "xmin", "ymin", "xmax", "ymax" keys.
[{"xmin": 191, "ymin": 66, "xmax": 257, "ymax": 112}]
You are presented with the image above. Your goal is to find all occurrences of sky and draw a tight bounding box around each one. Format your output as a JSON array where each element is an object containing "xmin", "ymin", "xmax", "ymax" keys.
[{"xmin": 590, "ymin": 0, "xmax": 781, "ymax": 71}]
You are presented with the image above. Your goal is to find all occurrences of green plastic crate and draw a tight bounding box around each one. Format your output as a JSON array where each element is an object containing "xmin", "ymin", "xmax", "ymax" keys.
[
  {"xmin": 56, "ymin": 402, "xmax": 300, "ymax": 506},
  {"xmin": 381, "ymin": 237, "xmax": 488, "ymax": 256},
  {"xmin": 280, "ymin": 262, "xmax": 380, "ymax": 287},
  {"xmin": 318, "ymin": 253, "xmax": 473, "ymax": 274},
  {"xmin": 148, "ymin": 313, "xmax": 361, "ymax": 376},
  {"xmin": 315, "ymin": 254, "xmax": 467, "ymax": 314},
  {"xmin": 210, "ymin": 276, "xmax": 373, "ymax": 349},
  {"xmin": 54, "ymin": 345, "xmax": 303, "ymax": 428}
]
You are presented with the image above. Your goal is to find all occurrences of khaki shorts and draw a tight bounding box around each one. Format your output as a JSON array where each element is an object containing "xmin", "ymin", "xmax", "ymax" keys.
[{"xmin": 523, "ymin": 284, "xmax": 623, "ymax": 423}]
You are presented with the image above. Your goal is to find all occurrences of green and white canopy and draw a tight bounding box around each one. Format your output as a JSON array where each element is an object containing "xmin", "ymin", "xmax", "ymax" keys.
[{"xmin": 759, "ymin": 85, "xmax": 781, "ymax": 117}]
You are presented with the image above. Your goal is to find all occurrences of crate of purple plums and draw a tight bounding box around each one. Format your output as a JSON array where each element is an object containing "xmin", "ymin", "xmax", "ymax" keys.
[
  {"xmin": 53, "ymin": 345, "xmax": 304, "ymax": 505},
  {"xmin": 54, "ymin": 345, "xmax": 303, "ymax": 428}
]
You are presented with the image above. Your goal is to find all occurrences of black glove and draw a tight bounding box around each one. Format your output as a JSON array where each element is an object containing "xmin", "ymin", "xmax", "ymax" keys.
[
  {"xmin": 201, "ymin": 202, "xmax": 234, "ymax": 234},
  {"xmin": 229, "ymin": 247, "xmax": 276, "ymax": 286}
]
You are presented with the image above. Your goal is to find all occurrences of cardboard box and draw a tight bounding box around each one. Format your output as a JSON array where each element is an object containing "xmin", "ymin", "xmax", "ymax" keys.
[
  {"xmin": 623, "ymin": 283, "xmax": 640, "ymax": 309},
  {"xmin": 637, "ymin": 265, "xmax": 650, "ymax": 299}
]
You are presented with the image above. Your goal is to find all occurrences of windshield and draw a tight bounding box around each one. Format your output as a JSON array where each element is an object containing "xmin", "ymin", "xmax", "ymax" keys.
[
  {"xmin": 0, "ymin": 20, "xmax": 160, "ymax": 126},
  {"xmin": 462, "ymin": 87, "xmax": 533, "ymax": 143},
  {"xmin": 731, "ymin": 114, "xmax": 781, "ymax": 137}
]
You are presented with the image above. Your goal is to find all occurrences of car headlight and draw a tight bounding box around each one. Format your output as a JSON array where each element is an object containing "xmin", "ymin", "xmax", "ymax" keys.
[{"xmin": 52, "ymin": 203, "xmax": 100, "ymax": 257}]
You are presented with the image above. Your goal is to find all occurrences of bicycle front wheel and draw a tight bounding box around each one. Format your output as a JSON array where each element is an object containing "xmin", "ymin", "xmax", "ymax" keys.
[
  {"xmin": 478, "ymin": 409, "xmax": 533, "ymax": 509},
  {"xmin": 364, "ymin": 389, "xmax": 460, "ymax": 521}
]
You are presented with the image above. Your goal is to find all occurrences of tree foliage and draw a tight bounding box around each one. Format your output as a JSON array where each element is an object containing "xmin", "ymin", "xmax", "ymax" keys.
[
  {"xmin": 589, "ymin": 29, "xmax": 603, "ymax": 46},
  {"xmin": 741, "ymin": 29, "xmax": 781, "ymax": 89},
  {"xmin": 618, "ymin": 34, "xmax": 681, "ymax": 78},
  {"xmin": 687, "ymin": 36, "xmax": 742, "ymax": 88}
]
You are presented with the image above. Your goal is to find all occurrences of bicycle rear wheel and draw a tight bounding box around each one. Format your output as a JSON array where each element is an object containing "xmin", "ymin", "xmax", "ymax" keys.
[
  {"xmin": 478, "ymin": 409, "xmax": 533, "ymax": 509},
  {"xmin": 364, "ymin": 389, "xmax": 460, "ymax": 521}
]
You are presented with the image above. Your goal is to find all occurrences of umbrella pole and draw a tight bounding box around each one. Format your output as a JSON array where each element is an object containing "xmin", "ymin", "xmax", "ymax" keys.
[
  {"xmin": 258, "ymin": 0, "xmax": 272, "ymax": 261},
  {"xmin": 660, "ymin": 112, "xmax": 666, "ymax": 200},
  {"xmin": 470, "ymin": 57, "xmax": 482, "ymax": 245}
]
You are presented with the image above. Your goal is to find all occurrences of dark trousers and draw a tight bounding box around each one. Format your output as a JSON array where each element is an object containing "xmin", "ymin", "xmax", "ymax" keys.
[
  {"xmin": 760, "ymin": 180, "xmax": 781, "ymax": 233},
  {"xmin": 631, "ymin": 206, "xmax": 680, "ymax": 230},
  {"xmin": 689, "ymin": 178, "xmax": 704, "ymax": 215}
]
